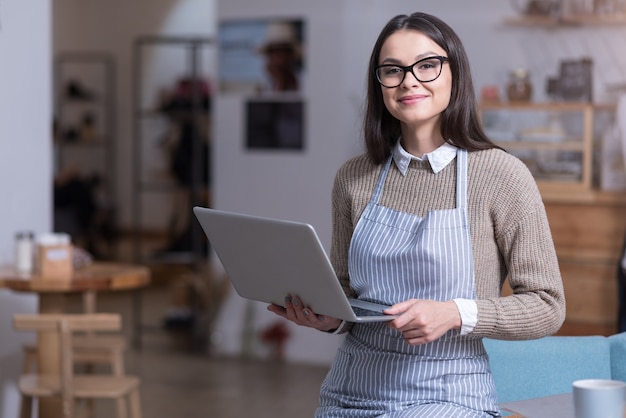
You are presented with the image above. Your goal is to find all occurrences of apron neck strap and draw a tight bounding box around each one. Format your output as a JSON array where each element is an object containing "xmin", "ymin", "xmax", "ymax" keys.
[{"xmin": 371, "ymin": 148, "xmax": 468, "ymax": 208}]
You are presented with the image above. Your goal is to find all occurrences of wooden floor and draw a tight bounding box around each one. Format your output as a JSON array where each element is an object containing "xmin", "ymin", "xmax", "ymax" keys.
[{"xmin": 99, "ymin": 349, "xmax": 328, "ymax": 418}]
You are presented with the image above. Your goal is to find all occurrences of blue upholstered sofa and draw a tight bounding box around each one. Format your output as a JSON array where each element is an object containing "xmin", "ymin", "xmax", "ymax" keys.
[{"xmin": 483, "ymin": 332, "xmax": 626, "ymax": 404}]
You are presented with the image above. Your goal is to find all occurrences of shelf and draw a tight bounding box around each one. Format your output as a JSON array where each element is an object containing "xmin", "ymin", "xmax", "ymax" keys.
[
  {"xmin": 57, "ymin": 139, "xmax": 109, "ymax": 148},
  {"xmin": 136, "ymin": 109, "xmax": 168, "ymax": 118},
  {"xmin": 480, "ymin": 101, "xmax": 595, "ymax": 193},
  {"xmin": 137, "ymin": 182, "xmax": 181, "ymax": 192},
  {"xmin": 59, "ymin": 98, "xmax": 102, "ymax": 106},
  {"xmin": 495, "ymin": 139, "xmax": 584, "ymax": 151},
  {"xmin": 504, "ymin": 14, "xmax": 626, "ymax": 27},
  {"xmin": 555, "ymin": 247, "xmax": 622, "ymax": 264},
  {"xmin": 480, "ymin": 101, "xmax": 598, "ymax": 111},
  {"xmin": 539, "ymin": 188, "xmax": 626, "ymax": 204},
  {"xmin": 54, "ymin": 52, "xmax": 117, "ymax": 258}
]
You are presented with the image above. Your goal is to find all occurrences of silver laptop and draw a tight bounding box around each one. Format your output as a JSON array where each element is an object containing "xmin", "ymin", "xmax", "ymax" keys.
[{"xmin": 193, "ymin": 206, "xmax": 394, "ymax": 322}]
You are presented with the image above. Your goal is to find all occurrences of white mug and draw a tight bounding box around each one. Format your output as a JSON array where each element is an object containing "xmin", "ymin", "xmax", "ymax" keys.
[{"xmin": 573, "ymin": 379, "xmax": 626, "ymax": 418}]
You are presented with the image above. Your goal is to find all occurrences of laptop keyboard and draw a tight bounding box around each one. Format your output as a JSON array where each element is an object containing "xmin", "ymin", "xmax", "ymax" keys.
[{"xmin": 352, "ymin": 306, "xmax": 386, "ymax": 317}]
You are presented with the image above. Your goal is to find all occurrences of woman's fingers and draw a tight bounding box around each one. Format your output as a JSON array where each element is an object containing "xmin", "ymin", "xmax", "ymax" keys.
[{"xmin": 268, "ymin": 295, "xmax": 341, "ymax": 331}]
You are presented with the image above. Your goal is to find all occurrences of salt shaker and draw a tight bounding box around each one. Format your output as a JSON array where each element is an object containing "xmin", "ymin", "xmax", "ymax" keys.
[{"xmin": 15, "ymin": 231, "xmax": 35, "ymax": 274}]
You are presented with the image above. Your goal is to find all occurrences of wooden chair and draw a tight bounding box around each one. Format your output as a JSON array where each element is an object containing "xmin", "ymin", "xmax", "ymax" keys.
[
  {"xmin": 14, "ymin": 313, "xmax": 142, "ymax": 418},
  {"xmin": 22, "ymin": 334, "xmax": 128, "ymax": 418},
  {"xmin": 22, "ymin": 333, "xmax": 127, "ymax": 375}
]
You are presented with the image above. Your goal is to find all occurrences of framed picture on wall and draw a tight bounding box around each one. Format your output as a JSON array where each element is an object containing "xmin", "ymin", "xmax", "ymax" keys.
[
  {"xmin": 245, "ymin": 98, "xmax": 304, "ymax": 151},
  {"xmin": 218, "ymin": 18, "xmax": 305, "ymax": 95}
]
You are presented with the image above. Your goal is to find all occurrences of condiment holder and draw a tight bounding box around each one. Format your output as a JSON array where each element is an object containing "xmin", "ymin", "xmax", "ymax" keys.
[{"xmin": 35, "ymin": 233, "xmax": 73, "ymax": 279}]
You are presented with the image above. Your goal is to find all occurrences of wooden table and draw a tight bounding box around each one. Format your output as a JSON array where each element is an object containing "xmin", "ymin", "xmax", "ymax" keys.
[{"xmin": 0, "ymin": 262, "xmax": 150, "ymax": 418}]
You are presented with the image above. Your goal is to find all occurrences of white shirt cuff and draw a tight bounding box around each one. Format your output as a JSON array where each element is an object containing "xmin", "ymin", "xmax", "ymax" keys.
[
  {"xmin": 327, "ymin": 320, "xmax": 346, "ymax": 334},
  {"xmin": 452, "ymin": 298, "xmax": 478, "ymax": 335}
]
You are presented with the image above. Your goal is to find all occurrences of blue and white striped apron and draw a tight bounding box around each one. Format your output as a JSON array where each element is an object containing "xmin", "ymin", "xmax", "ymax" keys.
[{"xmin": 316, "ymin": 149, "xmax": 499, "ymax": 417}]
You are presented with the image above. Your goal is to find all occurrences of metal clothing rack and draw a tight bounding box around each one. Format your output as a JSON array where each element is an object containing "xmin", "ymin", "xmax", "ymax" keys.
[
  {"xmin": 131, "ymin": 36, "xmax": 214, "ymax": 349},
  {"xmin": 54, "ymin": 52, "xmax": 117, "ymax": 258}
]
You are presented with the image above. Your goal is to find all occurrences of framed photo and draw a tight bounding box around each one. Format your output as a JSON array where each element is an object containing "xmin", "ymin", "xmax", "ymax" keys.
[
  {"xmin": 218, "ymin": 18, "xmax": 305, "ymax": 95},
  {"xmin": 557, "ymin": 58, "xmax": 593, "ymax": 102},
  {"xmin": 245, "ymin": 99, "xmax": 304, "ymax": 150}
]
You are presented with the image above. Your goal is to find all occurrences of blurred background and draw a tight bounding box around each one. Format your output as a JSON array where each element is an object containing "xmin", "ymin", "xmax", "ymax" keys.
[{"xmin": 3, "ymin": 0, "xmax": 626, "ymax": 416}]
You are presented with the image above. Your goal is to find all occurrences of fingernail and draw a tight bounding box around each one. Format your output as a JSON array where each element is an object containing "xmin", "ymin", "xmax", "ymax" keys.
[
  {"xmin": 285, "ymin": 296, "xmax": 292, "ymax": 304},
  {"xmin": 318, "ymin": 315, "xmax": 325, "ymax": 321},
  {"xmin": 292, "ymin": 298, "xmax": 300, "ymax": 307},
  {"xmin": 303, "ymin": 309, "xmax": 310, "ymax": 316}
]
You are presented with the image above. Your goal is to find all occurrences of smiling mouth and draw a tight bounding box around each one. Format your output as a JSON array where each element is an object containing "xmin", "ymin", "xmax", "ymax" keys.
[{"xmin": 398, "ymin": 95, "xmax": 427, "ymax": 103}]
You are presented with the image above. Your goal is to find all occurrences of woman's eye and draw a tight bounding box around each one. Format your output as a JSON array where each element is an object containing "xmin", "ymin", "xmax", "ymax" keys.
[{"xmin": 418, "ymin": 62, "xmax": 435, "ymax": 70}]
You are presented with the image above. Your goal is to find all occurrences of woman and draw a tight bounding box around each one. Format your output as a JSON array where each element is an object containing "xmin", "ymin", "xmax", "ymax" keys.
[{"xmin": 268, "ymin": 12, "xmax": 565, "ymax": 417}]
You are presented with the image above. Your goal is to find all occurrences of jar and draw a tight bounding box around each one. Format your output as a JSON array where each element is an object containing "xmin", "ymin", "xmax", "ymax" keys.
[
  {"xmin": 15, "ymin": 231, "xmax": 35, "ymax": 274},
  {"xmin": 507, "ymin": 69, "xmax": 533, "ymax": 102}
]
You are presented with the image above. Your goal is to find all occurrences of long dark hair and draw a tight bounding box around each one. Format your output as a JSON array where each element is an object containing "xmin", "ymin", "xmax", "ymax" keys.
[{"xmin": 364, "ymin": 12, "xmax": 499, "ymax": 164}]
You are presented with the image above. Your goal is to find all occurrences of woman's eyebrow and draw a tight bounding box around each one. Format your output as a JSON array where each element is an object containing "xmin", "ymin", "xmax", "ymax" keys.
[{"xmin": 379, "ymin": 51, "xmax": 441, "ymax": 65}]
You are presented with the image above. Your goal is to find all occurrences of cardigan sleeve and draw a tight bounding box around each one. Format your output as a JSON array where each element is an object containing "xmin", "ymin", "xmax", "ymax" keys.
[{"xmin": 472, "ymin": 157, "xmax": 566, "ymax": 340}]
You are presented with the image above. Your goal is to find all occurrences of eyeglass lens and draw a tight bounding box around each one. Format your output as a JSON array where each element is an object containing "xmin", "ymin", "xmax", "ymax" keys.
[{"xmin": 376, "ymin": 57, "xmax": 445, "ymax": 88}]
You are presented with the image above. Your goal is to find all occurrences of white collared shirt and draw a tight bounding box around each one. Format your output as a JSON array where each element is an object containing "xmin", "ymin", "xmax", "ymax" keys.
[
  {"xmin": 392, "ymin": 140, "xmax": 458, "ymax": 175},
  {"xmin": 391, "ymin": 140, "xmax": 478, "ymax": 336}
]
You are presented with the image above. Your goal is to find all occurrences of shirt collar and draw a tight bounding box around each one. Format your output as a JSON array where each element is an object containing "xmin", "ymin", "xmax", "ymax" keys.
[{"xmin": 392, "ymin": 140, "xmax": 458, "ymax": 175}]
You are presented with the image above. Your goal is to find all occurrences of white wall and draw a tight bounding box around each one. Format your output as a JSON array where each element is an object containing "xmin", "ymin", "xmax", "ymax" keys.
[
  {"xmin": 213, "ymin": 0, "xmax": 359, "ymax": 364},
  {"xmin": 0, "ymin": 1, "xmax": 52, "ymax": 416}
]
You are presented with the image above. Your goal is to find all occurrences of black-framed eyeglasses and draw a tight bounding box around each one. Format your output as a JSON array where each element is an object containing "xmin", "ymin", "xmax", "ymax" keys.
[{"xmin": 374, "ymin": 56, "xmax": 449, "ymax": 88}]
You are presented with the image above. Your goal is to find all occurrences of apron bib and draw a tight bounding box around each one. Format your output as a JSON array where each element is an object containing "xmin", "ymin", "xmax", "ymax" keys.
[{"xmin": 316, "ymin": 150, "xmax": 499, "ymax": 417}]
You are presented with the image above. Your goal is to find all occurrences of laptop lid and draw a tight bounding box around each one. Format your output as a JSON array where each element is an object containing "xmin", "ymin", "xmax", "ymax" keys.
[{"xmin": 192, "ymin": 206, "xmax": 392, "ymax": 322}]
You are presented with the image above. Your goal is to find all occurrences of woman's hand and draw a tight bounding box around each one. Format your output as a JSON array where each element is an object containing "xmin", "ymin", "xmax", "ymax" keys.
[
  {"xmin": 267, "ymin": 295, "xmax": 342, "ymax": 332},
  {"xmin": 385, "ymin": 299, "xmax": 461, "ymax": 346}
]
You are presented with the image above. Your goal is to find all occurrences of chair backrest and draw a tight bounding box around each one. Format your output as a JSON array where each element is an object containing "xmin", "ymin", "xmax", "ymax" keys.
[
  {"xmin": 13, "ymin": 313, "xmax": 121, "ymax": 333},
  {"xmin": 13, "ymin": 313, "xmax": 122, "ymax": 417},
  {"xmin": 483, "ymin": 335, "xmax": 613, "ymax": 403}
]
